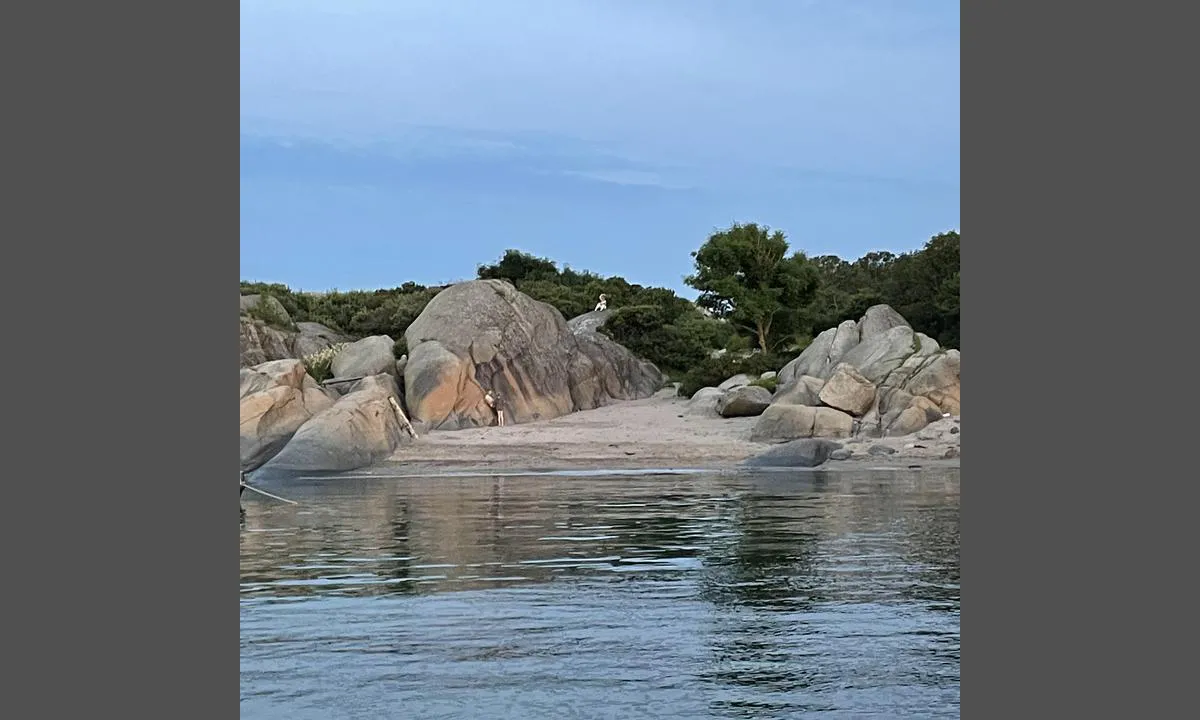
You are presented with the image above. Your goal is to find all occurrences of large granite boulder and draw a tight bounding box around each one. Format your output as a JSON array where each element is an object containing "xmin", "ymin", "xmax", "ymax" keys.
[
  {"xmin": 568, "ymin": 323, "xmax": 665, "ymax": 410},
  {"xmin": 240, "ymin": 294, "xmax": 294, "ymax": 329},
  {"xmin": 772, "ymin": 375, "xmax": 825, "ymax": 406},
  {"xmin": 750, "ymin": 404, "xmax": 854, "ymax": 442},
  {"xmin": 253, "ymin": 373, "xmax": 411, "ymax": 477},
  {"xmin": 403, "ymin": 280, "xmax": 662, "ymax": 430},
  {"xmin": 684, "ymin": 387, "xmax": 726, "ymax": 416},
  {"xmin": 716, "ymin": 385, "xmax": 772, "ymax": 417},
  {"xmin": 817, "ymin": 363, "xmax": 876, "ymax": 416},
  {"xmin": 331, "ymin": 335, "xmax": 397, "ymax": 380},
  {"xmin": 239, "ymin": 359, "xmax": 336, "ymax": 472},
  {"xmin": 777, "ymin": 319, "xmax": 860, "ymax": 384},
  {"xmin": 766, "ymin": 305, "xmax": 960, "ymax": 439},
  {"xmin": 742, "ymin": 438, "xmax": 843, "ymax": 468}
]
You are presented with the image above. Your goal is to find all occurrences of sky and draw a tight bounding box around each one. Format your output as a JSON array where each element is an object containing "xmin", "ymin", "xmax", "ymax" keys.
[{"xmin": 240, "ymin": 0, "xmax": 959, "ymax": 298}]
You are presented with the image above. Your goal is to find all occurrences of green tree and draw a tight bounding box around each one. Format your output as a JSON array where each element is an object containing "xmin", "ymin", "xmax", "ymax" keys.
[
  {"xmin": 684, "ymin": 222, "xmax": 819, "ymax": 352},
  {"xmin": 880, "ymin": 231, "xmax": 959, "ymax": 348},
  {"xmin": 477, "ymin": 249, "xmax": 560, "ymax": 284}
]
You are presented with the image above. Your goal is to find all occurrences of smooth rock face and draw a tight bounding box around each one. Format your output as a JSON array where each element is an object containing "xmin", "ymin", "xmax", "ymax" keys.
[
  {"xmin": 331, "ymin": 335, "xmax": 397, "ymax": 380},
  {"xmin": 239, "ymin": 359, "xmax": 335, "ymax": 472},
  {"xmin": 817, "ymin": 364, "xmax": 877, "ymax": 416},
  {"xmin": 403, "ymin": 280, "xmax": 662, "ymax": 430},
  {"xmin": 857, "ymin": 304, "xmax": 910, "ymax": 341},
  {"xmin": 718, "ymin": 374, "xmax": 752, "ymax": 391},
  {"xmin": 742, "ymin": 438, "xmax": 843, "ymax": 468},
  {"xmin": 254, "ymin": 373, "xmax": 411, "ymax": 477},
  {"xmin": 772, "ymin": 375, "xmax": 825, "ymax": 407},
  {"xmin": 750, "ymin": 405, "xmax": 854, "ymax": 441},
  {"xmin": 777, "ymin": 320, "xmax": 860, "ymax": 384},
  {"xmin": 685, "ymin": 387, "xmax": 726, "ymax": 416},
  {"xmin": 716, "ymin": 385, "xmax": 773, "ymax": 418}
]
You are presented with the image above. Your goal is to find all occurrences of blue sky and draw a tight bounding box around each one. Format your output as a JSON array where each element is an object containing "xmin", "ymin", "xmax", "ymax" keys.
[{"xmin": 240, "ymin": 0, "xmax": 959, "ymax": 298}]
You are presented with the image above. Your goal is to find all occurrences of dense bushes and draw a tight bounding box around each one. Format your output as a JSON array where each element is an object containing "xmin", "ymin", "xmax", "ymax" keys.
[
  {"xmin": 241, "ymin": 230, "xmax": 960, "ymax": 397},
  {"xmin": 675, "ymin": 351, "xmax": 791, "ymax": 399}
]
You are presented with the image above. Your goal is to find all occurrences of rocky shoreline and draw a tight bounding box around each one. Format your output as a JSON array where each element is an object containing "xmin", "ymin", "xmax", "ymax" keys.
[{"xmin": 241, "ymin": 281, "xmax": 960, "ymax": 479}]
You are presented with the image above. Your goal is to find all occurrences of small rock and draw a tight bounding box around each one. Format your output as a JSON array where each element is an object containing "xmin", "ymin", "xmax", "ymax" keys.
[
  {"xmin": 830, "ymin": 448, "xmax": 853, "ymax": 461},
  {"xmin": 868, "ymin": 444, "xmax": 897, "ymax": 456},
  {"xmin": 943, "ymin": 447, "xmax": 959, "ymax": 459},
  {"xmin": 950, "ymin": 426, "xmax": 959, "ymax": 435}
]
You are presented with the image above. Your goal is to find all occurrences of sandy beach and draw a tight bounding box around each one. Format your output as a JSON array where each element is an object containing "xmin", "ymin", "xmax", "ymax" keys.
[{"xmin": 387, "ymin": 389, "xmax": 962, "ymax": 472}]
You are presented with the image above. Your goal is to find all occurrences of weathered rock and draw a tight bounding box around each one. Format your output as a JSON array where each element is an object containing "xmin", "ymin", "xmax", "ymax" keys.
[
  {"xmin": 718, "ymin": 373, "xmax": 752, "ymax": 391},
  {"xmin": 716, "ymin": 385, "xmax": 772, "ymax": 418},
  {"xmin": 565, "ymin": 309, "xmax": 612, "ymax": 334},
  {"xmin": 818, "ymin": 363, "xmax": 876, "ymax": 416},
  {"xmin": 239, "ymin": 316, "xmax": 351, "ymax": 368},
  {"xmin": 886, "ymin": 396, "xmax": 944, "ymax": 436},
  {"xmin": 759, "ymin": 371, "xmax": 777, "ymax": 381},
  {"xmin": 254, "ymin": 373, "xmax": 410, "ymax": 477},
  {"xmin": 868, "ymin": 444, "xmax": 897, "ymax": 456},
  {"xmin": 830, "ymin": 448, "xmax": 853, "ymax": 461},
  {"xmin": 404, "ymin": 280, "xmax": 661, "ymax": 430},
  {"xmin": 685, "ymin": 387, "xmax": 726, "ymax": 416},
  {"xmin": 742, "ymin": 438, "xmax": 843, "ymax": 468},
  {"xmin": 905, "ymin": 349, "xmax": 960, "ymax": 415},
  {"xmin": 944, "ymin": 447, "xmax": 960, "ymax": 459},
  {"xmin": 772, "ymin": 375, "xmax": 825, "ymax": 406},
  {"xmin": 857, "ymin": 304, "xmax": 910, "ymax": 341},
  {"xmin": 750, "ymin": 405, "xmax": 854, "ymax": 441},
  {"xmin": 568, "ymin": 323, "xmax": 665, "ymax": 410},
  {"xmin": 395, "ymin": 355, "xmax": 408, "ymax": 376},
  {"xmin": 239, "ymin": 359, "xmax": 335, "ymax": 472},
  {"xmin": 240, "ymin": 317, "xmax": 293, "ymax": 367},
  {"xmin": 331, "ymin": 335, "xmax": 397, "ymax": 380},
  {"xmin": 240, "ymin": 294, "xmax": 294, "ymax": 328},
  {"xmin": 837, "ymin": 325, "xmax": 924, "ymax": 385},
  {"xmin": 777, "ymin": 320, "xmax": 860, "ymax": 383}
]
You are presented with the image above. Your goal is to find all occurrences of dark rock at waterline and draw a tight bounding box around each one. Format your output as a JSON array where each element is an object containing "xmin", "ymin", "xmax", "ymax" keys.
[
  {"xmin": 741, "ymin": 438, "xmax": 843, "ymax": 468},
  {"xmin": 868, "ymin": 444, "xmax": 897, "ymax": 456}
]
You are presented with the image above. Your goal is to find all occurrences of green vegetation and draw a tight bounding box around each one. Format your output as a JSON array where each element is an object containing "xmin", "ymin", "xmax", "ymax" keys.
[
  {"xmin": 243, "ymin": 293, "xmax": 295, "ymax": 331},
  {"xmin": 685, "ymin": 223, "xmax": 820, "ymax": 353},
  {"xmin": 675, "ymin": 351, "xmax": 792, "ymax": 400},
  {"xmin": 300, "ymin": 343, "xmax": 345, "ymax": 383},
  {"xmin": 242, "ymin": 226, "xmax": 960, "ymax": 397},
  {"xmin": 749, "ymin": 376, "xmax": 779, "ymax": 393}
]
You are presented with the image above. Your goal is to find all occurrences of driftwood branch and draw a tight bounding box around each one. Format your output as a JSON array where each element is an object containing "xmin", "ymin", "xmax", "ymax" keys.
[{"xmin": 388, "ymin": 396, "xmax": 420, "ymax": 439}]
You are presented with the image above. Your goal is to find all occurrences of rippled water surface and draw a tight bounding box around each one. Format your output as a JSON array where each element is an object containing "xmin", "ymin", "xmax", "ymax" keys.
[{"xmin": 241, "ymin": 468, "xmax": 959, "ymax": 718}]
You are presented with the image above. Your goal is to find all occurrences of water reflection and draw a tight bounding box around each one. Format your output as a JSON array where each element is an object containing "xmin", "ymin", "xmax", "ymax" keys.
[{"xmin": 241, "ymin": 468, "xmax": 959, "ymax": 718}]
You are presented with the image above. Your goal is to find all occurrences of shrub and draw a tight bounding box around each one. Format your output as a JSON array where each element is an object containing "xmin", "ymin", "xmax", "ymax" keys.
[
  {"xmin": 245, "ymin": 293, "xmax": 295, "ymax": 331},
  {"xmin": 676, "ymin": 351, "xmax": 790, "ymax": 399},
  {"xmin": 749, "ymin": 376, "xmax": 778, "ymax": 393},
  {"xmin": 301, "ymin": 343, "xmax": 345, "ymax": 383}
]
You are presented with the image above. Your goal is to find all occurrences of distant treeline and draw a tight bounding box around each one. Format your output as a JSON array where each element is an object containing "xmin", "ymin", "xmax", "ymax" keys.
[{"xmin": 241, "ymin": 228, "xmax": 959, "ymax": 396}]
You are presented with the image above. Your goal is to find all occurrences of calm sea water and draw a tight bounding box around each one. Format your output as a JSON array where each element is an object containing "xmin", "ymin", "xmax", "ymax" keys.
[{"xmin": 240, "ymin": 467, "xmax": 960, "ymax": 719}]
